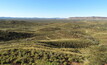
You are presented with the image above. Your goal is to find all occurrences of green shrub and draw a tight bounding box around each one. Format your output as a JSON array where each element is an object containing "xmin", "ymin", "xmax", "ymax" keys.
[{"xmin": 0, "ymin": 48, "xmax": 85, "ymax": 65}]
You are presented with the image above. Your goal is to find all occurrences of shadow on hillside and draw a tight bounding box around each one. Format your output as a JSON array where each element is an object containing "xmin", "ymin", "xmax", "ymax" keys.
[{"xmin": 0, "ymin": 30, "xmax": 34, "ymax": 41}]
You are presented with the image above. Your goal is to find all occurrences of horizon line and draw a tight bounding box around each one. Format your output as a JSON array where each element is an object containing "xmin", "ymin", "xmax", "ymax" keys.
[{"xmin": 1, "ymin": 16, "xmax": 107, "ymax": 18}]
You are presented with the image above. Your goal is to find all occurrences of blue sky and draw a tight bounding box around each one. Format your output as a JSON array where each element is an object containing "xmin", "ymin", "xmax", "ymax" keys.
[{"xmin": 0, "ymin": 0, "xmax": 107, "ymax": 18}]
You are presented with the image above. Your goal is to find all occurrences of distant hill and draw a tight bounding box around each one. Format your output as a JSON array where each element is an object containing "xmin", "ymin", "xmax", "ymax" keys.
[
  {"xmin": 0, "ymin": 17, "xmax": 66, "ymax": 22},
  {"xmin": 68, "ymin": 17, "xmax": 107, "ymax": 20},
  {"xmin": 0, "ymin": 17, "xmax": 43, "ymax": 20},
  {"xmin": 0, "ymin": 17, "xmax": 64, "ymax": 20}
]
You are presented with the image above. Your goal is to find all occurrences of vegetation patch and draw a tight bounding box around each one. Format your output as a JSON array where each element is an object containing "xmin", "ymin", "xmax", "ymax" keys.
[
  {"xmin": 39, "ymin": 39, "xmax": 99, "ymax": 48},
  {"xmin": 0, "ymin": 48, "xmax": 85, "ymax": 65},
  {"xmin": 0, "ymin": 30, "xmax": 35, "ymax": 41},
  {"xmin": 38, "ymin": 27, "xmax": 61, "ymax": 31}
]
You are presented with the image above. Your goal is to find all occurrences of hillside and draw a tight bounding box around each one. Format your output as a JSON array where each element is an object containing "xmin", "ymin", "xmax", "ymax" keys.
[{"xmin": 0, "ymin": 19, "xmax": 107, "ymax": 65}]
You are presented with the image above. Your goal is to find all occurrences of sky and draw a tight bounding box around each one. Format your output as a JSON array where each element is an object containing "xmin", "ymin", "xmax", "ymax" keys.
[{"xmin": 0, "ymin": 0, "xmax": 107, "ymax": 18}]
